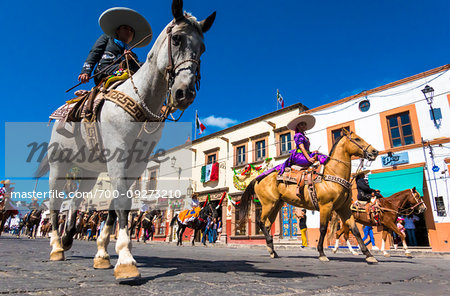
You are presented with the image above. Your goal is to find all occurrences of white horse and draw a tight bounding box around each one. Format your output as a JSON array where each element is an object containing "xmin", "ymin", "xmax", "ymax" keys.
[{"xmin": 38, "ymin": 0, "xmax": 215, "ymax": 280}]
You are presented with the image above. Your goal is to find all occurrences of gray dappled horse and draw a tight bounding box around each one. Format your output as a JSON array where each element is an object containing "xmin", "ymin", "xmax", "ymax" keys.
[{"xmin": 36, "ymin": 0, "xmax": 215, "ymax": 280}]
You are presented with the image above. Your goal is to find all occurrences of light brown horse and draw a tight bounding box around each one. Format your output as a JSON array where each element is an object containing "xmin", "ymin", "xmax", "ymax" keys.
[
  {"xmin": 332, "ymin": 188, "xmax": 426, "ymax": 257},
  {"xmin": 238, "ymin": 129, "xmax": 379, "ymax": 263}
]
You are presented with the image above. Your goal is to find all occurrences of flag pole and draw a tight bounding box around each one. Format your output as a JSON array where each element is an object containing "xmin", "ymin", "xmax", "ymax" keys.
[
  {"xmin": 276, "ymin": 89, "xmax": 279, "ymax": 111},
  {"xmin": 194, "ymin": 110, "xmax": 198, "ymax": 140}
]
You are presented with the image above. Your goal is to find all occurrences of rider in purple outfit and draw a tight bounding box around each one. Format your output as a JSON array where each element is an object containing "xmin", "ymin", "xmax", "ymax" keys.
[{"xmin": 260, "ymin": 114, "xmax": 327, "ymax": 177}]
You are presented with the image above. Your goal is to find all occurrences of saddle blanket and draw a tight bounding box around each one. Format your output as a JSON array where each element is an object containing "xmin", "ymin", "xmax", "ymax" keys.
[
  {"xmin": 49, "ymin": 101, "xmax": 78, "ymax": 120},
  {"xmin": 177, "ymin": 207, "xmax": 201, "ymax": 225}
]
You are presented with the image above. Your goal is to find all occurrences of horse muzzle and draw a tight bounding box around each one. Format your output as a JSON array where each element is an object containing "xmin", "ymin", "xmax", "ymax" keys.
[
  {"xmin": 365, "ymin": 147, "xmax": 379, "ymax": 161},
  {"xmin": 172, "ymin": 84, "xmax": 196, "ymax": 110}
]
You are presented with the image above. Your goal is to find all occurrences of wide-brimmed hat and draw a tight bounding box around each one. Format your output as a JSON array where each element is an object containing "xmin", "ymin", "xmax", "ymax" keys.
[
  {"xmin": 99, "ymin": 7, "xmax": 152, "ymax": 48},
  {"xmin": 287, "ymin": 114, "xmax": 316, "ymax": 131},
  {"xmin": 0, "ymin": 179, "xmax": 15, "ymax": 185},
  {"xmin": 353, "ymin": 169, "xmax": 371, "ymax": 177}
]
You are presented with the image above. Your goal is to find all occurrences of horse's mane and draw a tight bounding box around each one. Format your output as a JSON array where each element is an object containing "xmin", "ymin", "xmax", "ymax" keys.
[
  {"xmin": 384, "ymin": 189, "xmax": 409, "ymax": 201},
  {"xmin": 324, "ymin": 135, "xmax": 343, "ymax": 165}
]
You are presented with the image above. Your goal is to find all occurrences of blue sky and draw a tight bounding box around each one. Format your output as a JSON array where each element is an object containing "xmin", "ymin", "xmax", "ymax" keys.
[{"xmin": 2, "ymin": 0, "xmax": 450, "ymax": 192}]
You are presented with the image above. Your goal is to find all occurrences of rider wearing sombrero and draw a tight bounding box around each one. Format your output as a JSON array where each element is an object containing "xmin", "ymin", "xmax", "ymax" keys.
[
  {"xmin": 259, "ymin": 114, "xmax": 328, "ymax": 177},
  {"xmin": 78, "ymin": 7, "xmax": 152, "ymax": 85}
]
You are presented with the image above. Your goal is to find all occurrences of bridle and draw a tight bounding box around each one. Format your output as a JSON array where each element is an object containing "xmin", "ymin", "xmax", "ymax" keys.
[
  {"xmin": 163, "ymin": 20, "xmax": 202, "ymax": 119},
  {"xmin": 127, "ymin": 18, "xmax": 202, "ymax": 123},
  {"xmin": 345, "ymin": 131, "xmax": 375, "ymax": 160},
  {"xmin": 398, "ymin": 189, "xmax": 425, "ymax": 216}
]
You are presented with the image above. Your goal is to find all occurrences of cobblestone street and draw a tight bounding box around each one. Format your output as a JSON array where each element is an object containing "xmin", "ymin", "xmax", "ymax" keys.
[{"xmin": 1, "ymin": 235, "xmax": 449, "ymax": 295}]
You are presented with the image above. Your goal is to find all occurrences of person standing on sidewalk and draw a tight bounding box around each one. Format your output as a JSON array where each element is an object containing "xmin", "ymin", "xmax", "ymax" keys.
[
  {"xmin": 404, "ymin": 214, "xmax": 419, "ymax": 246},
  {"xmin": 296, "ymin": 209, "xmax": 308, "ymax": 248},
  {"xmin": 362, "ymin": 225, "xmax": 379, "ymax": 250}
]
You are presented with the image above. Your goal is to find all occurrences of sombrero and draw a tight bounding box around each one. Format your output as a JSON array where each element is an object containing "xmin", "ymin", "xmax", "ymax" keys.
[
  {"xmin": 0, "ymin": 179, "xmax": 15, "ymax": 185},
  {"xmin": 287, "ymin": 114, "xmax": 316, "ymax": 131},
  {"xmin": 99, "ymin": 7, "xmax": 152, "ymax": 48},
  {"xmin": 353, "ymin": 169, "xmax": 371, "ymax": 177}
]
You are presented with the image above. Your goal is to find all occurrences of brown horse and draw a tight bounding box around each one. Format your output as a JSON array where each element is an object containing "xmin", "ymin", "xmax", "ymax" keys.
[
  {"xmin": 23, "ymin": 210, "xmax": 43, "ymax": 239},
  {"xmin": 86, "ymin": 212, "xmax": 100, "ymax": 241},
  {"xmin": 0, "ymin": 186, "xmax": 19, "ymax": 236},
  {"xmin": 238, "ymin": 129, "xmax": 379, "ymax": 263},
  {"xmin": 41, "ymin": 219, "xmax": 52, "ymax": 238},
  {"xmin": 130, "ymin": 212, "xmax": 144, "ymax": 241},
  {"xmin": 332, "ymin": 188, "xmax": 426, "ymax": 257}
]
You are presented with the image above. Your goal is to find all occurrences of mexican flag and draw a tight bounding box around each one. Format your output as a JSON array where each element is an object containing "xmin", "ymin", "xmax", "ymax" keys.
[
  {"xmin": 195, "ymin": 112, "xmax": 206, "ymax": 134},
  {"xmin": 200, "ymin": 162, "xmax": 219, "ymax": 183},
  {"xmin": 277, "ymin": 89, "xmax": 284, "ymax": 108}
]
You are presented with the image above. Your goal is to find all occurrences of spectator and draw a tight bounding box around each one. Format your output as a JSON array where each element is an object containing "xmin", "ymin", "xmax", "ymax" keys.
[
  {"xmin": 295, "ymin": 209, "xmax": 308, "ymax": 248},
  {"xmin": 216, "ymin": 217, "xmax": 222, "ymax": 242},
  {"xmin": 362, "ymin": 226, "xmax": 379, "ymax": 250},
  {"xmin": 210, "ymin": 218, "xmax": 217, "ymax": 243},
  {"xmin": 202, "ymin": 216, "xmax": 211, "ymax": 245},
  {"xmin": 393, "ymin": 217, "xmax": 405, "ymax": 250},
  {"xmin": 404, "ymin": 214, "xmax": 419, "ymax": 246}
]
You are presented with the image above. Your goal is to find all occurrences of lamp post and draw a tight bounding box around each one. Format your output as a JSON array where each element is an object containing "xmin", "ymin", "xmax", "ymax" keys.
[{"xmin": 421, "ymin": 85, "xmax": 438, "ymax": 127}]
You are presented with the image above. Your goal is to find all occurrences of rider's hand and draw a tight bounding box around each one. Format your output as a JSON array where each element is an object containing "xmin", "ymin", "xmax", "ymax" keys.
[
  {"xmin": 124, "ymin": 50, "xmax": 133, "ymax": 58},
  {"xmin": 78, "ymin": 73, "xmax": 89, "ymax": 83}
]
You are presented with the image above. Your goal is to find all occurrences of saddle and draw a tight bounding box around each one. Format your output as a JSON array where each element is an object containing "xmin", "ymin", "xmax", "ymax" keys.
[
  {"xmin": 276, "ymin": 164, "xmax": 324, "ymax": 210},
  {"xmin": 351, "ymin": 200, "xmax": 381, "ymax": 224}
]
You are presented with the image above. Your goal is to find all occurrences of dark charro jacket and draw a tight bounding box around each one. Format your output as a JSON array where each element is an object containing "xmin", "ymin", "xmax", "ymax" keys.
[
  {"xmin": 356, "ymin": 177, "xmax": 376, "ymax": 202},
  {"xmin": 80, "ymin": 34, "xmax": 140, "ymax": 84}
]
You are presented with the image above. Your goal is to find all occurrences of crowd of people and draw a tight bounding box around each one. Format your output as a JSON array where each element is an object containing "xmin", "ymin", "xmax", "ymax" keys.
[{"xmin": 201, "ymin": 217, "xmax": 222, "ymax": 244}]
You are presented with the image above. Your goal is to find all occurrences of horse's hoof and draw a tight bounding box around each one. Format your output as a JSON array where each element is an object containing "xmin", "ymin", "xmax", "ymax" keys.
[
  {"xmin": 93, "ymin": 257, "xmax": 112, "ymax": 269},
  {"xmin": 405, "ymin": 252, "xmax": 412, "ymax": 258},
  {"xmin": 366, "ymin": 256, "xmax": 378, "ymax": 264},
  {"xmin": 352, "ymin": 252, "xmax": 359, "ymax": 256},
  {"xmin": 332, "ymin": 249, "xmax": 337, "ymax": 254},
  {"xmin": 50, "ymin": 251, "xmax": 65, "ymax": 261},
  {"xmin": 114, "ymin": 264, "xmax": 141, "ymax": 280},
  {"xmin": 319, "ymin": 256, "xmax": 329, "ymax": 262},
  {"xmin": 383, "ymin": 253, "xmax": 391, "ymax": 257}
]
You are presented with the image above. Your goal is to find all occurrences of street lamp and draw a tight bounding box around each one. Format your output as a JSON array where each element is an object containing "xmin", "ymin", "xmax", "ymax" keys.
[
  {"xmin": 186, "ymin": 183, "xmax": 193, "ymax": 199},
  {"xmin": 421, "ymin": 85, "xmax": 438, "ymax": 127}
]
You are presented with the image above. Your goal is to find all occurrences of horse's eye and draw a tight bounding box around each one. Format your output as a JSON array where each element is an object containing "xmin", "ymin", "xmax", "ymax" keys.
[{"xmin": 172, "ymin": 35, "xmax": 182, "ymax": 46}]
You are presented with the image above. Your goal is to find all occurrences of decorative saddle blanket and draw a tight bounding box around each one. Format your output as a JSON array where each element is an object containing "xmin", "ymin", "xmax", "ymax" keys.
[{"xmin": 177, "ymin": 207, "xmax": 201, "ymax": 225}]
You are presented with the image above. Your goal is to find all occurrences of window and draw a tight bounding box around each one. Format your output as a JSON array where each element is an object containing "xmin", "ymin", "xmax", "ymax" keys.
[
  {"xmin": 234, "ymin": 207, "xmax": 246, "ymax": 235},
  {"xmin": 254, "ymin": 202, "xmax": 262, "ymax": 235},
  {"xmin": 207, "ymin": 154, "xmax": 216, "ymax": 164},
  {"xmin": 380, "ymin": 104, "xmax": 421, "ymax": 151},
  {"xmin": 147, "ymin": 170, "xmax": 157, "ymax": 191},
  {"xmin": 204, "ymin": 148, "xmax": 219, "ymax": 165},
  {"xmin": 387, "ymin": 112, "xmax": 414, "ymax": 147},
  {"xmin": 280, "ymin": 132, "xmax": 292, "ymax": 155},
  {"xmin": 331, "ymin": 126, "xmax": 350, "ymax": 145},
  {"xmin": 435, "ymin": 196, "xmax": 447, "ymax": 217},
  {"xmin": 255, "ymin": 140, "xmax": 266, "ymax": 161},
  {"xmin": 236, "ymin": 145, "xmax": 246, "ymax": 165}
]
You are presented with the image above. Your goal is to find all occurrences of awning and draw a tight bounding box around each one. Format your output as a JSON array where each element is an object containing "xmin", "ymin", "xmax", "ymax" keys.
[{"xmin": 368, "ymin": 166, "xmax": 424, "ymax": 198}]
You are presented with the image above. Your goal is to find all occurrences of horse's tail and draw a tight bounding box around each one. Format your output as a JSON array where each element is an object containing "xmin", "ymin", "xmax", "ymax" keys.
[
  {"xmin": 238, "ymin": 179, "xmax": 257, "ymax": 225},
  {"xmin": 170, "ymin": 214, "xmax": 178, "ymax": 227},
  {"xmin": 34, "ymin": 154, "xmax": 49, "ymax": 179}
]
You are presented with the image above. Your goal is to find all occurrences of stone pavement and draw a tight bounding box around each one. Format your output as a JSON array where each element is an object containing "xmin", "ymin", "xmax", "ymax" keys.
[{"xmin": 1, "ymin": 235, "xmax": 449, "ymax": 295}]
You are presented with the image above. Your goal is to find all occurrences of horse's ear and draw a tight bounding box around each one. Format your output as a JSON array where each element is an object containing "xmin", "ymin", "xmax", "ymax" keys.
[
  {"xmin": 200, "ymin": 11, "xmax": 216, "ymax": 33},
  {"xmin": 413, "ymin": 187, "xmax": 416, "ymax": 192},
  {"xmin": 172, "ymin": 0, "xmax": 184, "ymax": 21},
  {"xmin": 342, "ymin": 128, "xmax": 350, "ymax": 136}
]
